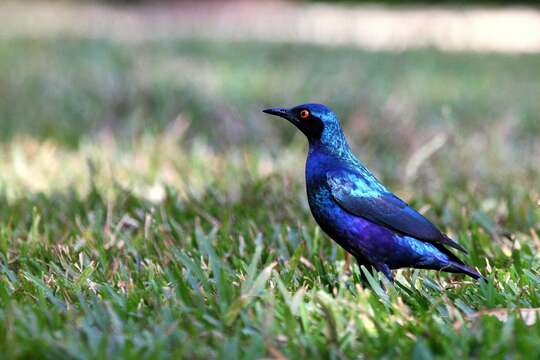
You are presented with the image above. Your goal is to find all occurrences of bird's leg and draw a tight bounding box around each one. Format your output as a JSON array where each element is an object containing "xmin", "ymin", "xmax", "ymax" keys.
[
  {"xmin": 374, "ymin": 263, "xmax": 394, "ymax": 282},
  {"xmin": 343, "ymin": 253, "xmax": 352, "ymax": 274},
  {"xmin": 354, "ymin": 255, "xmax": 394, "ymax": 289}
]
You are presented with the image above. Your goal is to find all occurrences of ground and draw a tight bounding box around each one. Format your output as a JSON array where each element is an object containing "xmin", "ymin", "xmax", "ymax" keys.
[{"xmin": 0, "ymin": 2, "xmax": 540, "ymax": 359}]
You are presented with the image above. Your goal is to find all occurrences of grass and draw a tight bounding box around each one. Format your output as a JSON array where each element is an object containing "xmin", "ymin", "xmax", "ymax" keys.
[{"xmin": 0, "ymin": 35, "xmax": 540, "ymax": 358}]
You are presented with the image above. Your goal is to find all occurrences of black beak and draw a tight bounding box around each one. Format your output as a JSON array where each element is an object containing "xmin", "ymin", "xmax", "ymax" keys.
[{"xmin": 262, "ymin": 107, "xmax": 295, "ymax": 122}]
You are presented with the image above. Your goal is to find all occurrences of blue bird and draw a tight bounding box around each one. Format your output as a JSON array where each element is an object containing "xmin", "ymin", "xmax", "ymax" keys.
[{"xmin": 263, "ymin": 103, "xmax": 482, "ymax": 281}]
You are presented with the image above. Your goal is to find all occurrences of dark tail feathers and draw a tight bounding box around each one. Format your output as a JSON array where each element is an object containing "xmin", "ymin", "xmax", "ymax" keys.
[
  {"xmin": 441, "ymin": 234, "xmax": 468, "ymax": 254},
  {"xmin": 448, "ymin": 262, "xmax": 485, "ymax": 281}
]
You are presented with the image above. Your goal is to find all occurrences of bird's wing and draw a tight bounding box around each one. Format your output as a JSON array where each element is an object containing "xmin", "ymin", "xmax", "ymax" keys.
[{"xmin": 327, "ymin": 169, "xmax": 467, "ymax": 253}]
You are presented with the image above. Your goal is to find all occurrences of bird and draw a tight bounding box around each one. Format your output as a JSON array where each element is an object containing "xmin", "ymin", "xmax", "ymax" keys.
[{"xmin": 263, "ymin": 103, "xmax": 482, "ymax": 282}]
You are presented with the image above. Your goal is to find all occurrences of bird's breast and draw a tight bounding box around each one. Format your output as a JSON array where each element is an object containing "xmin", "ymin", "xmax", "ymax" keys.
[
  {"xmin": 305, "ymin": 170, "xmax": 352, "ymax": 238},
  {"xmin": 304, "ymin": 156, "xmax": 392, "ymax": 257}
]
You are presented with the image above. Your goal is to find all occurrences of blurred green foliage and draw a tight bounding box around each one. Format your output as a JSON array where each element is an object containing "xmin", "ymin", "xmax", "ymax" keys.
[{"xmin": 1, "ymin": 38, "xmax": 539, "ymax": 151}]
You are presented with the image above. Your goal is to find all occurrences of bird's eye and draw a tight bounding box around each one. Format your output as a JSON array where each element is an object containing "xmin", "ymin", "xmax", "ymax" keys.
[{"xmin": 299, "ymin": 109, "xmax": 310, "ymax": 119}]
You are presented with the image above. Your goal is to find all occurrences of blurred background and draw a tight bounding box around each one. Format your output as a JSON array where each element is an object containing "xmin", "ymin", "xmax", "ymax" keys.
[{"xmin": 0, "ymin": 0, "xmax": 539, "ymax": 206}]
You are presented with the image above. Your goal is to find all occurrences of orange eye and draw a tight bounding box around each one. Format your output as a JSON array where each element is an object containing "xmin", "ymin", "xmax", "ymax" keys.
[{"xmin": 299, "ymin": 109, "xmax": 310, "ymax": 119}]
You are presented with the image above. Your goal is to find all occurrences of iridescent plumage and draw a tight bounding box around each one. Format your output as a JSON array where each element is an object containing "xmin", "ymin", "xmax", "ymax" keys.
[{"xmin": 263, "ymin": 103, "xmax": 481, "ymax": 281}]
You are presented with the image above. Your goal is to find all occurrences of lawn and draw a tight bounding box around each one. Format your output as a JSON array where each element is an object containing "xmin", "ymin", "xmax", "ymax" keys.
[{"xmin": 0, "ymin": 35, "xmax": 540, "ymax": 358}]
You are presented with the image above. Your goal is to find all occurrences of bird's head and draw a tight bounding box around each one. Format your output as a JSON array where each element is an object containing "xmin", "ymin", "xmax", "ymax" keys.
[{"xmin": 263, "ymin": 103, "xmax": 345, "ymax": 146}]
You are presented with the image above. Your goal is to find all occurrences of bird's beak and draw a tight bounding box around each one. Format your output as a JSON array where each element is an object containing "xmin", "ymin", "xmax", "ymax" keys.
[{"xmin": 262, "ymin": 107, "xmax": 296, "ymax": 123}]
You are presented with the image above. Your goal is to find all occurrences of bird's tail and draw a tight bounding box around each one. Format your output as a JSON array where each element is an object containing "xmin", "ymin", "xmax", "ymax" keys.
[{"xmin": 447, "ymin": 262, "xmax": 485, "ymax": 281}]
